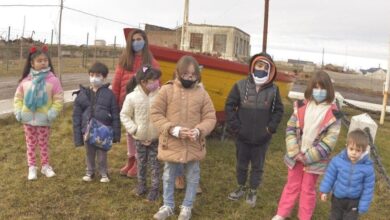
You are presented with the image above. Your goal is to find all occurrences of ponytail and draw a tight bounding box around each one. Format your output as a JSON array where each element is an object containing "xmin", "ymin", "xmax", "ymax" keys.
[{"xmin": 126, "ymin": 76, "xmax": 138, "ymax": 94}]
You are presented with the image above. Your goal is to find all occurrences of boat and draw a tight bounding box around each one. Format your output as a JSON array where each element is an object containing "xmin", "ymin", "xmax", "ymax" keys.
[{"xmin": 123, "ymin": 28, "xmax": 296, "ymax": 123}]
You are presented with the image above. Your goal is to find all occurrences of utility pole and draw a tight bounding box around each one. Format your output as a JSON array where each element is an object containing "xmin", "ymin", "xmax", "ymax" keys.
[
  {"xmin": 380, "ymin": 38, "xmax": 390, "ymax": 125},
  {"xmin": 322, "ymin": 48, "xmax": 325, "ymax": 69},
  {"xmin": 58, "ymin": 0, "xmax": 64, "ymax": 82},
  {"xmin": 50, "ymin": 29, "xmax": 54, "ymax": 57},
  {"xmin": 180, "ymin": 0, "xmax": 189, "ymax": 50},
  {"xmin": 113, "ymin": 36, "xmax": 116, "ymax": 69},
  {"xmin": 20, "ymin": 16, "xmax": 26, "ymax": 61},
  {"xmin": 262, "ymin": 0, "xmax": 270, "ymax": 53},
  {"xmin": 6, "ymin": 26, "xmax": 10, "ymax": 74}
]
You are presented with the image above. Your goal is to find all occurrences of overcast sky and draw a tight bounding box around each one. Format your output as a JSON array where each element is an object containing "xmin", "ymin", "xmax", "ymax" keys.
[{"xmin": 0, "ymin": 0, "xmax": 389, "ymax": 69}]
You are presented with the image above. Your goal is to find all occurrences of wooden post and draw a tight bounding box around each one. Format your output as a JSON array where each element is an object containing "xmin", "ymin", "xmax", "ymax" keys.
[
  {"xmin": 180, "ymin": 0, "xmax": 189, "ymax": 50},
  {"xmin": 58, "ymin": 0, "xmax": 64, "ymax": 82},
  {"xmin": 50, "ymin": 29, "xmax": 54, "ymax": 57},
  {"xmin": 262, "ymin": 0, "xmax": 270, "ymax": 53},
  {"xmin": 380, "ymin": 39, "xmax": 390, "ymax": 125},
  {"xmin": 6, "ymin": 26, "xmax": 10, "ymax": 74},
  {"xmin": 113, "ymin": 36, "xmax": 116, "ymax": 69}
]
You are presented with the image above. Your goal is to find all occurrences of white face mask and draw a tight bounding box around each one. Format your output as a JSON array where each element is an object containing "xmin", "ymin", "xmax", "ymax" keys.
[
  {"xmin": 252, "ymin": 73, "xmax": 269, "ymax": 85},
  {"xmin": 90, "ymin": 76, "xmax": 104, "ymax": 87}
]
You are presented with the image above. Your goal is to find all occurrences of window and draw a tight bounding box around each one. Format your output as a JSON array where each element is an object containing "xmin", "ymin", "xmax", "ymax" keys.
[
  {"xmin": 213, "ymin": 34, "xmax": 227, "ymax": 53},
  {"xmin": 190, "ymin": 33, "xmax": 203, "ymax": 51}
]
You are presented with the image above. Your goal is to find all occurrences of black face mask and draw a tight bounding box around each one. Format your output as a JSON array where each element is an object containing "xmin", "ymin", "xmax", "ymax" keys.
[{"xmin": 180, "ymin": 78, "xmax": 196, "ymax": 88}]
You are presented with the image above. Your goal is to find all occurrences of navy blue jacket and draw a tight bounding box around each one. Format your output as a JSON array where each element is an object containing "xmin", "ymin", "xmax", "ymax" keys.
[
  {"xmin": 72, "ymin": 84, "xmax": 121, "ymax": 146},
  {"xmin": 320, "ymin": 149, "xmax": 375, "ymax": 213}
]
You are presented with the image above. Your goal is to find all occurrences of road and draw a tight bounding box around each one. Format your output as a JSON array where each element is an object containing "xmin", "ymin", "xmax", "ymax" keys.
[{"xmin": 0, "ymin": 73, "xmax": 113, "ymax": 100}]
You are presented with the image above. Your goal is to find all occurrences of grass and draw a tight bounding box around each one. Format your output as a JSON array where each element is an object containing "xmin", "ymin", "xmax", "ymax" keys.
[{"xmin": 0, "ymin": 102, "xmax": 389, "ymax": 219}]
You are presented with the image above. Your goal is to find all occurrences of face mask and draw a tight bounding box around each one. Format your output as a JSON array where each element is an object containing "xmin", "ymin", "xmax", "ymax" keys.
[
  {"xmin": 253, "ymin": 69, "xmax": 268, "ymax": 78},
  {"xmin": 251, "ymin": 73, "xmax": 269, "ymax": 85},
  {"xmin": 180, "ymin": 77, "xmax": 196, "ymax": 88},
  {"xmin": 132, "ymin": 40, "xmax": 145, "ymax": 52},
  {"xmin": 312, "ymin": 88, "xmax": 327, "ymax": 103},
  {"xmin": 145, "ymin": 80, "xmax": 159, "ymax": 92},
  {"xmin": 90, "ymin": 76, "xmax": 104, "ymax": 87}
]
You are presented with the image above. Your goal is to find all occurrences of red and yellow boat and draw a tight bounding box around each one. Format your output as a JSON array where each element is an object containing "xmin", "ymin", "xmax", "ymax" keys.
[
  {"xmin": 124, "ymin": 29, "xmax": 295, "ymax": 123},
  {"xmin": 149, "ymin": 45, "xmax": 295, "ymax": 122}
]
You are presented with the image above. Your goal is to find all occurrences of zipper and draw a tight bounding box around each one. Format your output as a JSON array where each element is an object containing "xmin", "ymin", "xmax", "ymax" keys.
[{"xmin": 347, "ymin": 162, "xmax": 355, "ymax": 195}]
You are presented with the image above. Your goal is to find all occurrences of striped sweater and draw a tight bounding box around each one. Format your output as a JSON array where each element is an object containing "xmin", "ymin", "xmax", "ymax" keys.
[
  {"xmin": 14, "ymin": 72, "xmax": 64, "ymax": 126},
  {"xmin": 284, "ymin": 100, "xmax": 341, "ymax": 174}
]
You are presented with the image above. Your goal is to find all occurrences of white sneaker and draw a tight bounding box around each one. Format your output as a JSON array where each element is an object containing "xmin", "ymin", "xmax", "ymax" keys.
[
  {"xmin": 82, "ymin": 175, "xmax": 93, "ymax": 182},
  {"xmin": 28, "ymin": 166, "xmax": 38, "ymax": 180},
  {"xmin": 178, "ymin": 205, "xmax": 192, "ymax": 220},
  {"xmin": 153, "ymin": 205, "xmax": 174, "ymax": 220},
  {"xmin": 41, "ymin": 165, "xmax": 56, "ymax": 178},
  {"xmin": 100, "ymin": 176, "xmax": 110, "ymax": 183},
  {"xmin": 271, "ymin": 215, "xmax": 285, "ymax": 220}
]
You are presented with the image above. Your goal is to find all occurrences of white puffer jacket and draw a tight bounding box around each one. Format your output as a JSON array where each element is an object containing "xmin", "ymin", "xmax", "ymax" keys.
[{"xmin": 120, "ymin": 85, "xmax": 159, "ymax": 141}]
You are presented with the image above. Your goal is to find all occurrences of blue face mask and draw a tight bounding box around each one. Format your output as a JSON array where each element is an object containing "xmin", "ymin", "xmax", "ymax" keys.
[
  {"xmin": 132, "ymin": 40, "xmax": 145, "ymax": 52},
  {"xmin": 312, "ymin": 88, "xmax": 327, "ymax": 103},
  {"xmin": 253, "ymin": 69, "xmax": 268, "ymax": 78}
]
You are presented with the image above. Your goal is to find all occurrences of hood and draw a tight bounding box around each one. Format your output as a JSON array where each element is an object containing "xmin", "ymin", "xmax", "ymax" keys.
[{"xmin": 249, "ymin": 53, "xmax": 277, "ymax": 85}]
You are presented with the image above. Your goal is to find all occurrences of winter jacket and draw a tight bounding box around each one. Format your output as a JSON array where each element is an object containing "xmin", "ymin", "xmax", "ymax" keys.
[
  {"xmin": 225, "ymin": 55, "xmax": 284, "ymax": 145},
  {"xmin": 120, "ymin": 85, "xmax": 159, "ymax": 141},
  {"xmin": 320, "ymin": 149, "xmax": 375, "ymax": 213},
  {"xmin": 150, "ymin": 80, "xmax": 217, "ymax": 163},
  {"xmin": 14, "ymin": 72, "xmax": 64, "ymax": 126},
  {"xmin": 284, "ymin": 99, "xmax": 342, "ymax": 174},
  {"xmin": 72, "ymin": 84, "xmax": 121, "ymax": 146},
  {"xmin": 112, "ymin": 55, "xmax": 159, "ymax": 109}
]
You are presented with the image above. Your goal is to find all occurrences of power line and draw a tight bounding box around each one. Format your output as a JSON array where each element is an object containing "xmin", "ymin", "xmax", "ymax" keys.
[
  {"xmin": 63, "ymin": 6, "xmax": 138, "ymax": 28},
  {"xmin": 0, "ymin": 4, "xmax": 59, "ymax": 7}
]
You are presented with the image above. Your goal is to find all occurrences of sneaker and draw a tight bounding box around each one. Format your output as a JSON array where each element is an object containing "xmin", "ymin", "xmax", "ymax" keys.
[
  {"xmin": 246, "ymin": 189, "xmax": 257, "ymax": 207},
  {"xmin": 146, "ymin": 189, "xmax": 159, "ymax": 202},
  {"xmin": 82, "ymin": 174, "xmax": 94, "ymax": 182},
  {"xmin": 228, "ymin": 185, "xmax": 246, "ymax": 201},
  {"xmin": 271, "ymin": 215, "xmax": 285, "ymax": 220},
  {"xmin": 41, "ymin": 165, "xmax": 56, "ymax": 178},
  {"xmin": 178, "ymin": 205, "xmax": 192, "ymax": 220},
  {"xmin": 100, "ymin": 175, "xmax": 110, "ymax": 183},
  {"xmin": 28, "ymin": 166, "xmax": 38, "ymax": 180},
  {"xmin": 133, "ymin": 184, "xmax": 147, "ymax": 196},
  {"xmin": 153, "ymin": 205, "xmax": 174, "ymax": 220}
]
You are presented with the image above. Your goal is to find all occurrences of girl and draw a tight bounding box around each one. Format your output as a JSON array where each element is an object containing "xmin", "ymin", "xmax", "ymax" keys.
[
  {"xmin": 120, "ymin": 65, "xmax": 162, "ymax": 201},
  {"xmin": 14, "ymin": 45, "xmax": 64, "ymax": 180},
  {"xmin": 113, "ymin": 28, "xmax": 160, "ymax": 178},
  {"xmin": 72, "ymin": 62, "xmax": 121, "ymax": 183},
  {"xmin": 151, "ymin": 55, "xmax": 216, "ymax": 220},
  {"xmin": 272, "ymin": 71, "xmax": 342, "ymax": 220}
]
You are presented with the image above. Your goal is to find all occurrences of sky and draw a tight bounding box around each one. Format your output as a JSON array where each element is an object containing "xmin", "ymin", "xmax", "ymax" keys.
[{"xmin": 0, "ymin": 0, "xmax": 389, "ymax": 70}]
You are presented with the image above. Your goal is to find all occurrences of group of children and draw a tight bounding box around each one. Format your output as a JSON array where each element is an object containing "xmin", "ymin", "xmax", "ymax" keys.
[{"xmin": 13, "ymin": 30, "xmax": 375, "ymax": 220}]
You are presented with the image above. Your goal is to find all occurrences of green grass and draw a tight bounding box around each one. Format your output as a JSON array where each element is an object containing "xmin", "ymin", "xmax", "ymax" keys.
[{"xmin": 0, "ymin": 102, "xmax": 389, "ymax": 219}]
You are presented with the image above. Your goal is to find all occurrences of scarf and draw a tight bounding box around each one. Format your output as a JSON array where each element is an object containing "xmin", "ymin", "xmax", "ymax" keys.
[{"xmin": 24, "ymin": 67, "xmax": 50, "ymax": 112}]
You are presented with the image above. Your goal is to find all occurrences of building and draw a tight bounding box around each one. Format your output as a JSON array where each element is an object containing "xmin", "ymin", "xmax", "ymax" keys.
[
  {"xmin": 145, "ymin": 23, "xmax": 250, "ymax": 62},
  {"xmin": 94, "ymin": 40, "xmax": 106, "ymax": 46},
  {"xmin": 360, "ymin": 67, "xmax": 388, "ymax": 80}
]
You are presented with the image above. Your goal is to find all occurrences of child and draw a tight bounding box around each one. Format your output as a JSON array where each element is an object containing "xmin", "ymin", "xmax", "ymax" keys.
[
  {"xmin": 72, "ymin": 62, "xmax": 121, "ymax": 183},
  {"xmin": 225, "ymin": 53, "xmax": 284, "ymax": 207},
  {"xmin": 14, "ymin": 45, "xmax": 64, "ymax": 180},
  {"xmin": 114, "ymin": 29, "xmax": 160, "ymax": 178},
  {"xmin": 272, "ymin": 71, "xmax": 342, "ymax": 220},
  {"xmin": 120, "ymin": 65, "xmax": 162, "ymax": 201},
  {"xmin": 320, "ymin": 129, "xmax": 375, "ymax": 219},
  {"xmin": 151, "ymin": 55, "xmax": 216, "ymax": 220}
]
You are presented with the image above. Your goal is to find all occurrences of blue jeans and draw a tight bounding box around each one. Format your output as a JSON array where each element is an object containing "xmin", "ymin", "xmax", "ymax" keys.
[
  {"xmin": 163, "ymin": 161, "xmax": 200, "ymax": 208},
  {"xmin": 176, "ymin": 164, "xmax": 184, "ymax": 177}
]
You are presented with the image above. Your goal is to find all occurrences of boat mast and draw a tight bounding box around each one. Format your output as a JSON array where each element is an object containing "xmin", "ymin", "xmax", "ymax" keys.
[
  {"xmin": 180, "ymin": 0, "xmax": 189, "ymax": 50},
  {"xmin": 262, "ymin": 0, "xmax": 270, "ymax": 53}
]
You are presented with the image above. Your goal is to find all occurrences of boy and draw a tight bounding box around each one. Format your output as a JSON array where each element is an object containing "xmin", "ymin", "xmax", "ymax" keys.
[
  {"xmin": 225, "ymin": 53, "xmax": 284, "ymax": 207},
  {"xmin": 72, "ymin": 62, "xmax": 121, "ymax": 183},
  {"xmin": 320, "ymin": 129, "xmax": 375, "ymax": 219}
]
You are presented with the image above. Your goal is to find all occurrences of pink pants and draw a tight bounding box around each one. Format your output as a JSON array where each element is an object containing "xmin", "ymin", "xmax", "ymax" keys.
[
  {"xmin": 276, "ymin": 162, "xmax": 319, "ymax": 220},
  {"xmin": 126, "ymin": 133, "xmax": 137, "ymax": 157},
  {"xmin": 24, "ymin": 124, "xmax": 50, "ymax": 167}
]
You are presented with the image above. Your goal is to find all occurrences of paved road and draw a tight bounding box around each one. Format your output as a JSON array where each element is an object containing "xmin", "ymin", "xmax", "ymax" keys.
[{"xmin": 0, "ymin": 73, "xmax": 113, "ymax": 100}]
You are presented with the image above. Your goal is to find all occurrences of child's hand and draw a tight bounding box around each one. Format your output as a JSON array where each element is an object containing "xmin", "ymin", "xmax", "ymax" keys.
[
  {"xmin": 188, "ymin": 128, "xmax": 200, "ymax": 142},
  {"xmin": 320, "ymin": 193, "xmax": 328, "ymax": 202},
  {"xmin": 179, "ymin": 128, "xmax": 191, "ymax": 139}
]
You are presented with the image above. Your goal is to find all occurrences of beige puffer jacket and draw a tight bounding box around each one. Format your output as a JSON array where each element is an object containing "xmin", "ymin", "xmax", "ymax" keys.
[{"xmin": 150, "ymin": 79, "xmax": 216, "ymax": 163}]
